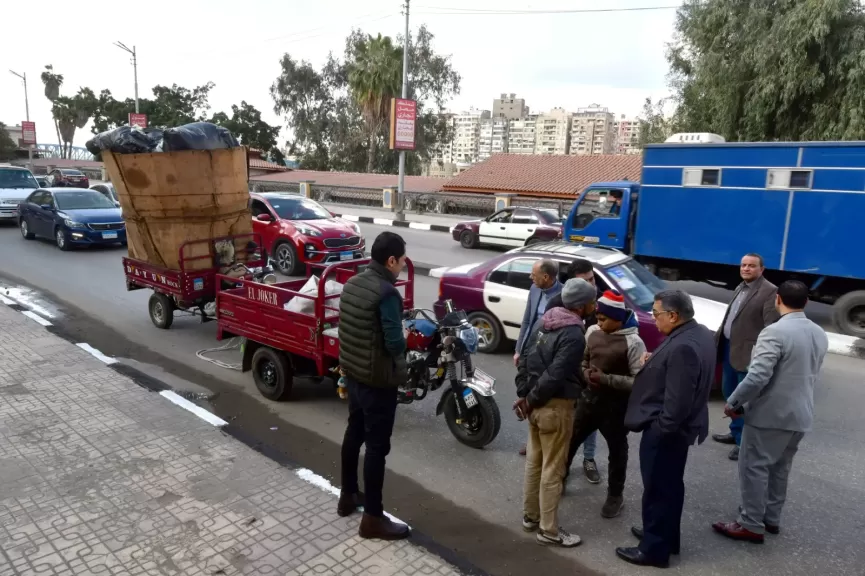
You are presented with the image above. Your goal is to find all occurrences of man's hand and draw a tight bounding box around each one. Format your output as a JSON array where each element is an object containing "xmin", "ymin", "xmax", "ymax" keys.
[
  {"xmin": 640, "ymin": 352, "xmax": 652, "ymax": 366},
  {"xmin": 513, "ymin": 352, "xmax": 520, "ymax": 367},
  {"xmin": 724, "ymin": 404, "xmax": 742, "ymax": 420},
  {"xmin": 586, "ymin": 365, "xmax": 603, "ymax": 389},
  {"xmin": 513, "ymin": 398, "xmax": 532, "ymax": 421}
]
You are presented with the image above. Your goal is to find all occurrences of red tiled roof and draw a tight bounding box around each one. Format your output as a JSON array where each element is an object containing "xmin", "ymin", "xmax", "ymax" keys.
[
  {"xmin": 249, "ymin": 157, "xmax": 288, "ymax": 172},
  {"xmin": 249, "ymin": 169, "xmax": 444, "ymax": 193},
  {"xmin": 442, "ymin": 154, "xmax": 643, "ymax": 197}
]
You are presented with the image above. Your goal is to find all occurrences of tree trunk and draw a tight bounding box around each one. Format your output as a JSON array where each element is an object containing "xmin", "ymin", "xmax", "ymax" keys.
[
  {"xmin": 54, "ymin": 120, "xmax": 62, "ymax": 158},
  {"xmin": 367, "ymin": 132, "xmax": 376, "ymax": 173}
]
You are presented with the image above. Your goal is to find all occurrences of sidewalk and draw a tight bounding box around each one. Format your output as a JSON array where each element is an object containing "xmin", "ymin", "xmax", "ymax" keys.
[
  {"xmin": 321, "ymin": 202, "xmax": 466, "ymax": 232},
  {"xmin": 0, "ymin": 303, "xmax": 465, "ymax": 576}
]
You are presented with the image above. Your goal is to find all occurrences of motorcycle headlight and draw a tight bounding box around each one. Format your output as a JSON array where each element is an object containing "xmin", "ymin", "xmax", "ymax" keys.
[
  {"xmin": 64, "ymin": 219, "xmax": 85, "ymax": 229},
  {"xmin": 296, "ymin": 224, "xmax": 322, "ymax": 237},
  {"xmin": 458, "ymin": 327, "xmax": 479, "ymax": 355}
]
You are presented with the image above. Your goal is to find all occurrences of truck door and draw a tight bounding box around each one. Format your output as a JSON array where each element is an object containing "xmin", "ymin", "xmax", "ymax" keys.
[{"xmin": 564, "ymin": 186, "xmax": 629, "ymax": 250}]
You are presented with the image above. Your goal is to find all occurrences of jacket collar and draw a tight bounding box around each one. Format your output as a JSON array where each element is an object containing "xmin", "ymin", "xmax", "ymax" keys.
[
  {"xmin": 779, "ymin": 310, "xmax": 806, "ymax": 321},
  {"xmin": 639, "ymin": 319, "xmax": 698, "ymax": 373},
  {"xmin": 367, "ymin": 260, "xmax": 398, "ymax": 285}
]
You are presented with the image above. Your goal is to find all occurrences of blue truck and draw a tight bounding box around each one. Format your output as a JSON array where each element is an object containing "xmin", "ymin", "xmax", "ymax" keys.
[{"xmin": 563, "ymin": 137, "xmax": 865, "ymax": 337}]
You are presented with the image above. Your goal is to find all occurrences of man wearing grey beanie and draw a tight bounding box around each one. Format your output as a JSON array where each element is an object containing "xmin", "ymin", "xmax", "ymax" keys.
[{"xmin": 515, "ymin": 278, "xmax": 596, "ymax": 548}]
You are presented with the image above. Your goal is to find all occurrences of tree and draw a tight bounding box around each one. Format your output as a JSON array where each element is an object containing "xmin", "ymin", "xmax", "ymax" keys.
[
  {"xmin": 90, "ymin": 82, "xmax": 216, "ymax": 132},
  {"xmin": 636, "ymin": 97, "xmax": 673, "ymax": 149},
  {"xmin": 53, "ymin": 88, "xmax": 99, "ymax": 158},
  {"xmin": 211, "ymin": 101, "xmax": 284, "ymax": 164},
  {"xmin": 40, "ymin": 65, "xmax": 64, "ymax": 153},
  {"xmin": 667, "ymin": 0, "xmax": 865, "ymax": 141},
  {"xmin": 348, "ymin": 34, "xmax": 403, "ymax": 172},
  {"xmin": 0, "ymin": 123, "xmax": 17, "ymax": 161}
]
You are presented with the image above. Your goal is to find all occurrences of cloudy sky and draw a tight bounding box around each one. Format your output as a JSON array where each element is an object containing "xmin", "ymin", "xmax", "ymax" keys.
[{"xmin": 0, "ymin": 0, "xmax": 677, "ymax": 149}]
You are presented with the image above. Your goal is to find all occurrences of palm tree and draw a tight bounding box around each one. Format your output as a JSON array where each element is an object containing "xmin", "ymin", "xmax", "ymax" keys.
[
  {"xmin": 348, "ymin": 34, "xmax": 403, "ymax": 173},
  {"xmin": 41, "ymin": 65, "xmax": 65, "ymax": 156}
]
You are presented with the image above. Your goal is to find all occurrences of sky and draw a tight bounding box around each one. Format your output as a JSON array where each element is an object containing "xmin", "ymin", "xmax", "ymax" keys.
[{"xmin": 0, "ymin": 0, "xmax": 678, "ymax": 149}]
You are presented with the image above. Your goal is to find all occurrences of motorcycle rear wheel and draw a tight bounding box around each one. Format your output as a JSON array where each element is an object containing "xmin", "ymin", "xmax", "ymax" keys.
[{"xmin": 443, "ymin": 392, "xmax": 501, "ymax": 449}]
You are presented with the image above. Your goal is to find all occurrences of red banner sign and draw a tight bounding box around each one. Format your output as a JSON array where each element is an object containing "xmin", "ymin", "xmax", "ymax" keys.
[
  {"xmin": 129, "ymin": 113, "xmax": 148, "ymax": 129},
  {"xmin": 21, "ymin": 121, "xmax": 36, "ymax": 145},
  {"xmin": 389, "ymin": 98, "xmax": 417, "ymax": 151}
]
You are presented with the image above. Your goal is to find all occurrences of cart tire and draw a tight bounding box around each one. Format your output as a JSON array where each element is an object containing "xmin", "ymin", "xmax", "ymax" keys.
[
  {"xmin": 148, "ymin": 292, "xmax": 175, "ymax": 329},
  {"xmin": 443, "ymin": 392, "xmax": 500, "ymax": 449},
  {"xmin": 274, "ymin": 241, "xmax": 302, "ymax": 276},
  {"xmin": 251, "ymin": 347, "xmax": 293, "ymax": 401}
]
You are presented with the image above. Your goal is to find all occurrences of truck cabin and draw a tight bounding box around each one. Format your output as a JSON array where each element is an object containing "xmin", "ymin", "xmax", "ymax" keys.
[{"xmin": 564, "ymin": 181, "xmax": 639, "ymax": 252}]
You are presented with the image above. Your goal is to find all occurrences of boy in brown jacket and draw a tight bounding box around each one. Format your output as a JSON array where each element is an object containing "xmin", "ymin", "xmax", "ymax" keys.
[{"xmin": 565, "ymin": 290, "xmax": 646, "ymax": 518}]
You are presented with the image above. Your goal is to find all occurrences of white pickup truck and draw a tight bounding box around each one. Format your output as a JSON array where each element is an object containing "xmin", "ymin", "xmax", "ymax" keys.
[{"xmin": 0, "ymin": 164, "xmax": 39, "ymax": 222}]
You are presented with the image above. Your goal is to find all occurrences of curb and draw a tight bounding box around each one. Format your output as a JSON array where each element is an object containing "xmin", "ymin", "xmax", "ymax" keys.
[{"xmin": 336, "ymin": 213, "xmax": 454, "ymax": 234}]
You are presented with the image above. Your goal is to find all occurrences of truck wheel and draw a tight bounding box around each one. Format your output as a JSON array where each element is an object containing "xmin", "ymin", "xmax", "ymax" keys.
[
  {"xmin": 274, "ymin": 241, "xmax": 302, "ymax": 276},
  {"xmin": 251, "ymin": 347, "xmax": 293, "ymax": 401},
  {"xmin": 833, "ymin": 291, "xmax": 865, "ymax": 338},
  {"xmin": 468, "ymin": 311, "xmax": 503, "ymax": 353},
  {"xmin": 148, "ymin": 292, "xmax": 175, "ymax": 329},
  {"xmin": 460, "ymin": 230, "xmax": 478, "ymax": 249}
]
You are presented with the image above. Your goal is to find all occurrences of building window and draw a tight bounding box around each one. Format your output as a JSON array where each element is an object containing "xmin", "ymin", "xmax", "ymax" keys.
[
  {"xmin": 683, "ymin": 168, "xmax": 721, "ymax": 187},
  {"xmin": 766, "ymin": 169, "xmax": 812, "ymax": 190}
]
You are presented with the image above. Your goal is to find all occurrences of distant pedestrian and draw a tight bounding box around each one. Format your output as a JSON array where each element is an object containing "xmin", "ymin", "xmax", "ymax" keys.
[
  {"xmin": 547, "ymin": 258, "xmax": 603, "ymax": 484},
  {"xmin": 566, "ymin": 290, "xmax": 646, "ymax": 519},
  {"xmin": 616, "ymin": 290, "xmax": 716, "ymax": 568},
  {"xmin": 712, "ymin": 280, "xmax": 828, "ymax": 544},
  {"xmin": 337, "ymin": 231, "xmax": 411, "ymax": 540},
  {"xmin": 514, "ymin": 278, "xmax": 596, "ymax": 548},
  {"xmin": 713, "ymin": 253, "xmax": 780, "ymax": 461}
]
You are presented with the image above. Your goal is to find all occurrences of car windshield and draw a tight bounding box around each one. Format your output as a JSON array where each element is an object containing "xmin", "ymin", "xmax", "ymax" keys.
[
  {"xmin": 0, "ymin": 169, "xmax": 38, "ymax": 190},
  {"xmin": 55, "ymin": 190, "xmax": 117, "ymax": 210},
  {"xmin": 268, "ymin": 197, "xmax": 330, "ymax": 220},
  {"xmin": 539, "ymin": 210, "xmax": 563, "ymax": 224},
  {"xmin": 604, "ymin": 259, "xmax": 667, "ymax": 312}
]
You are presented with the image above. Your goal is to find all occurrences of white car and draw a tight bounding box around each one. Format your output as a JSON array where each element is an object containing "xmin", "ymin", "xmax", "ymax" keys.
[{"xmin": 0, "ymin": 165, "xmax": 40, "ymax": 222}]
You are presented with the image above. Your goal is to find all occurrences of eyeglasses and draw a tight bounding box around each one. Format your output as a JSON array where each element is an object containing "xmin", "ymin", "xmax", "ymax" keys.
[{"xmin": 651, "ymin": 309, "xmax": 674, "ymax": 318}]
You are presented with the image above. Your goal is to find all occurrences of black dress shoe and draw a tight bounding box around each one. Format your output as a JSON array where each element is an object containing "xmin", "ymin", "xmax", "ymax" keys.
[
  {"xmin": 729, "ymin": 446, "xmax": 740, "ymax": 461},
  {"xmin": 615, "ymin": 546, "xmax": 669, "ymax": 568},
  {"xmin": 630, "ymin": 527, "xmax": 679, "ymax": 555},
  {"xmin": 765, "ymin": 523, "xmax": 780, "ymax": 535},
  {"xmin": 712, "ymin": 433, "xmax": 736, "ymax": 445},
  {"xmin": 337, "ymin": 491, "xmax": 363, "ymax": 517}
]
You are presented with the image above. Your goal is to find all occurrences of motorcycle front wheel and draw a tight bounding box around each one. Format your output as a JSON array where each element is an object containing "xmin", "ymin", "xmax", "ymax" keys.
[{"xmin": 443, "ymin": 392, "xmax": 501, "ymax": 449}]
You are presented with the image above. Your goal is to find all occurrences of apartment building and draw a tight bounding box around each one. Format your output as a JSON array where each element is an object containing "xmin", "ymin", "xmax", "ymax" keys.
[
  {"xmin": 492, "ymin": 93, "xmax": 528, "ymax": 120},
  {"xmin": 451, "ymin": 108, "xmax": 491, "ymax": 163},
  {"xmin": 478, "ymin": 118, "xmax": 509, "ymax": 161},
  {"xmin": 614, "ymin": 115, "xmax": 642, "ymax": 154},
  {"xmin": 534, "ymin": 108, "xmax": 571, "ymax": 155},
  {"xmin": 507, "ymin": 115, "xmax": 538, "ymax": 155},
  {"xmin": 570, "ymin": 104, "xmax": 615, "ymax": 156}
]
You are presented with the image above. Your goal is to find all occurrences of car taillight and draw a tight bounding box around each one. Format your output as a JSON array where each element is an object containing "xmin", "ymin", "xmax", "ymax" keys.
[{"xmin": 438, "ymin": 277, "xmax": 443, "ymax": 300}]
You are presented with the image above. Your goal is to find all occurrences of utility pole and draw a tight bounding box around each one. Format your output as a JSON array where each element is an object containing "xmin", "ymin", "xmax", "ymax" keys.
[
  {"xmin": 396, "ymin": 0, "xmax": 410, "ymax": 221},
  {"xmin": 114, "ymin": 42, "xmax": 140, "ymax": 113},
  {"xmin": 9, "ymin": 70, "xmax": 32, "ymax": 169}
]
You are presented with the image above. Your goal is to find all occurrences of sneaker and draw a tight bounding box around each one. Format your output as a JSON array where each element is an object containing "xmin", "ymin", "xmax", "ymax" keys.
[
  {"xmin": 601, "ymin": 495, "xmax": 624, "ymax": 518},
  {"xmin": 583, "ymin": 459, "xmax": 601, "ymax": 484},
  {"xmin": 537, "ymin": 528, "xmax": 582, "ymax": 548},
  {"xmin": 522, "ymin": 515, "xmax": 540, "ymax": 532}
]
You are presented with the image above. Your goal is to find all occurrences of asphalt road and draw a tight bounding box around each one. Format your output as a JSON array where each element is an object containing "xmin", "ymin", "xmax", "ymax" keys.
[{"xmin": 0, "ymin": 221, "xmax": 862, "ymax": 576}]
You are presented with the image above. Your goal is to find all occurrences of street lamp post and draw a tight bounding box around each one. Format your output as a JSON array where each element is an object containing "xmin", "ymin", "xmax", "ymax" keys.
[
  {"xmin": 8, "ymin": 70, "xmax": 32, "ymax": 168},
  {"xmin": 396, "ymin": 0, "xmax": 411, "ymax": 222},
  {"xmin": 114, "ymin": 41, "xmax": 139, "ymax": 114}
]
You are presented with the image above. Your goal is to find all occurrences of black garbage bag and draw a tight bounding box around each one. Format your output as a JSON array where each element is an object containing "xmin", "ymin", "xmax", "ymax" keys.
[
  {"xmin": 85, "ymin": 126, "xmax": 163, "ymax": 156},
  {"xmin": 161, "ymin": 122, "xmax": 239, "ymax": 152}
]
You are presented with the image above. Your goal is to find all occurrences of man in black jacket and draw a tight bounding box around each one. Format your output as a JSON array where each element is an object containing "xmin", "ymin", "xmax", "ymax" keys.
[
  {"xmin": 616, "ymin": 290, "xmax": 715, "ymax": 568},
  {"xmin": 514, "ymin": 278, "xmax": 596, "ymax": 548}
]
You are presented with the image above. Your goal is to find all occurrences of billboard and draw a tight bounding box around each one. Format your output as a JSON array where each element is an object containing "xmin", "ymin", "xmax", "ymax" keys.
[
  {"xmin": 389, "ymin": 98, "xmax": 416, "ymax": 151},
  {"xmin": 129, "ymin": 113, "xmax": 148, "ymax": 129},
  {"xmin": 21, "ymin": 121, "xmax": 36, "ymax": 145}
]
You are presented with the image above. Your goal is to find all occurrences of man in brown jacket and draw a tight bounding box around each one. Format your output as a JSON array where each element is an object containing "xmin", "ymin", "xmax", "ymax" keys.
[{"xmin": 712, "ymin": 253, "xmax": 780, "ymax": 460}]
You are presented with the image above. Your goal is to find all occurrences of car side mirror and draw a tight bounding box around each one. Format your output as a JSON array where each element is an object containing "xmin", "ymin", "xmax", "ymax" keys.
[
  {"xmin": 40, "ymin": 204, "xmax": 53, "ymax": 211},
  {"xmin": 256, "ymin": 214, "xmax": 272, "ymax": 222}
]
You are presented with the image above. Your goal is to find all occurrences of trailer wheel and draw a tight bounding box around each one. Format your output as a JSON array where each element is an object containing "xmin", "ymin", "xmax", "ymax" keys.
[
  {"xmin": 833, "ymin": 291, "xmax": 865, "ymax": 338},
  {"xmin": 148, "ymin": 292, "xmax": 175, "ymax": 329},
  {"xmin": 251, "ymin": 347, "xmax": 293, "ymax": 401}
]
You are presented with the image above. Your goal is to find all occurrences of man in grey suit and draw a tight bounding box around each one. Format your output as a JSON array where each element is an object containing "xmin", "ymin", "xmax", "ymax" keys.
[
  {"xmin": 712, "ymin": 280, "xmax": 828, "ymax": 544},
  {"xmin": 713, "ymin": 253, "xmax": 780, "ymax": 461}
]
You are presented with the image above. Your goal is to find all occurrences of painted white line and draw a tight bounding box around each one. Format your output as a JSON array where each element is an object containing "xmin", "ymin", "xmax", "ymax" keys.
[
  {"xmin": 295, "ymin": 468, "xmax": 409, "ymax": 527},
  {"xmin": 159, "ymin": 390, "xmax": 228, "ymax": 427},
  {"xmin": 373, "ymin": 217, "xmax": 394, "ymax": 226},
  {"xmin": 0, "ymin": 294, "xmax": 14, "ymax": 305},
  {"xmin": 827, "ymin": 333, "xmax": 865, "ymax": 359},
  {"xmin": 408, "ymin": 222, "xmax": 432, "ymax": 231},
  {"xmin": 428, "ymin": 267, "xmax": 449, "ymax": 279},
  {"xmin": 76, "ymin": 343, "xmax": 118, "ymax": 365},
  {"xmin": 1, "ymin": 287, "xmax": 56, "ymax": 318},
  {"xmin": 21, "ymin": 310, "xmax": 52, "ymax": 327},
  {"xmin": 341, "ymin": 214, "xmax": 360, "ymax": 222}
]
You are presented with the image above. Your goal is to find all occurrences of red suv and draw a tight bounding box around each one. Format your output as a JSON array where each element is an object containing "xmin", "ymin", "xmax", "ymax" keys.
[
  {"xmin": 47, "ymin": 169, "xmax": 89, "ymax": 188},
  {"xmin": 249, "ymin": 192, "xmax": 365, "ymax": 275}
]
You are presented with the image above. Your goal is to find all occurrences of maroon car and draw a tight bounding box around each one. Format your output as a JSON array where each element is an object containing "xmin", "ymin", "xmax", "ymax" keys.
[
  {"xmin": 452, "ymin": 207, "xmax": 563, "ymax": 250},
  {"xmin": 47, "ymin": 169, "xmax": 90, "ymax": 188},
  {"xmin": 433, "ymin": 241, "xmax": 727, "ymax": 355}
]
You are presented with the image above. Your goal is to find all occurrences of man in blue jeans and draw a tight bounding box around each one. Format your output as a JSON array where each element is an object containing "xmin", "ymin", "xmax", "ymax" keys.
[{"xmin": 712, "ymin": 253, "xmax": 779, "ymax": 461}]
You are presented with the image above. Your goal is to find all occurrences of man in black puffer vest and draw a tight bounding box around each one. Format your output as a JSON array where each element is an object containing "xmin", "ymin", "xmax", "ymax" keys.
[{"xmin": 336, "ymin": 231, "xmax": 411, "ymax": 541}]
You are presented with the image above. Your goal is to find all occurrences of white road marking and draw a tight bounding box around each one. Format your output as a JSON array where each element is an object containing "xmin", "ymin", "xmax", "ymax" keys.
[
  {"xmin": 827, "ymin": 333, "xmax": 865, "ymax": 358},
  {"xmin": 1, "ymin": 287, "xmax": 56, "ymax": 318},
  {"xmin": 159, "ymin": 390, "xmax": 228, "ymax": 427},
  {"xmin": 76, "ymin": 343, "xmax": 118, "ymax": 365},
  {"xmin": 428, "ymin": 267, "xmax": 449, "ymax": 278},
  {"xmin": 373, "ymin": 217, "xmax": 394, "ymax": 226},
  {"xmin": 0, "ymin": 294, "xmax": 14, "ymax": 305},
  {"xmin": 408, "ymin": 222, "xmax": 432, "ymax": 231},
  {"xmin": 341, "ymin": 214, "xmax": 360, "ymax": 222},
  {"xmin": 295, "ymin": 468, "xmax": 409, "ymax": 527},
  {"xmin": 21, "ymin": 310, "xmax": 52, "ymax": 327}
]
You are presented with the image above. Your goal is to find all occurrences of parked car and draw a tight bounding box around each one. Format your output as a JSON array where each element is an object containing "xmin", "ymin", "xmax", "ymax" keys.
[
  {"xmin": 0, "ymin": 165, "xmax": 39, "ymax": 222},
  {"xmin": 18, "ymin": 188, "xmax": 126, "ymax": 250},
  {"xmin": 433, "ymin": 241, "xmax": 727, "ymax": 353},
  {"xmin": 36, "ymin": 177, "xmax": 50, "ymax": 188},
  {"xmin": 249, "ymin": 192, "xmax": 365, "ymax": 275},
  {"xmin": 452, "ymin": 207, "xmax": 563, "ymax": 249},
  {"xmin": 91, "ymin": 183, "xmax": 120, "ymax": 205},
  {"xmin": 47, "ymin": 168, "xmax": 90, "ymax": 188}
]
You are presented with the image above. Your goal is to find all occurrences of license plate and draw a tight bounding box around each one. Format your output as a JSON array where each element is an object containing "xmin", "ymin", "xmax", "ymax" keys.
[
  {"xmin": 473, "ymin": 368, "xmax": 495, "ymax": 387},
  {"xmin": 193, "ymin": 278, "xmax": 204, "ymax": 291},
  {"xmin": 340, "ymin": 251, "xmax": 353, "ymax": 261},
  {"xmin": 102, "ymin": 231, "xmax": 118, "ymax": 239},
  {"xmin": 462, "ymin": 388, "xmax": 478, "ymax": 408}
]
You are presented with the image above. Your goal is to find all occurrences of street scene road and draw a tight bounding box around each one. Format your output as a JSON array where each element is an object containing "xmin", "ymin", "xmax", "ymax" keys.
[{"xmin": 1, "ymin": 221, "xmax": 863, "ymax": 576}]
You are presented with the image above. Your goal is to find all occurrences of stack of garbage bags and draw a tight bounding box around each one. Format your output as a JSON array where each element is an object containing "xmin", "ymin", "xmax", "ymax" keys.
[{"xmin": 86, "ymin": 121, "xmax": 240, "ymax": 156}]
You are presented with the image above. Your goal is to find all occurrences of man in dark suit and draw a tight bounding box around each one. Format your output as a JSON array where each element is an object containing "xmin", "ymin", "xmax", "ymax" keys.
[
  {"xmin": 712, "ymin": 253, "xmax": 779, "ymax": 460},
  {"xmin": 616, "ymin": 290, "xmax": 716, "ymax": 568}
]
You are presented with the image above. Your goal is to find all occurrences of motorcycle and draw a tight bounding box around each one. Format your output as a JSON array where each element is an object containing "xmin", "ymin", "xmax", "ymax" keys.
[{"xmin": 402, "ymin": 300, "xmax": 501, "ymax": 448}]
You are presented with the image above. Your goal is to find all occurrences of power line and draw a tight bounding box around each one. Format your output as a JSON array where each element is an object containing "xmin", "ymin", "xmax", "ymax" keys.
[{"xmin": 413, "ymin": 4, "xmax": 679, "ymax": 15}]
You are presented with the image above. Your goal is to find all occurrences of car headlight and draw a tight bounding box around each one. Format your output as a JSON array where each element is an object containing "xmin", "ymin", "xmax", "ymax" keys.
[
  {"xmin": 64, "ymin": 219, "xmax": 85, "ymax": 228},
  {"xmin": 350, "ymin": 222, "xmax": 361, "ymax": 234},
  {"xmin": 296, "ymin": 225, "xmax": 322, "ymax": 237}
]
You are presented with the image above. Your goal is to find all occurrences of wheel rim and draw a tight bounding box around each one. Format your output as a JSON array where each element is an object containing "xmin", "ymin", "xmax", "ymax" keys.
[
  {"xmin": 20, "ymin": 221, "xmax": 28, "ymax": 237},
  {"xmin": 56, "ymin": 230, "xmax": 65, "ymax": 248},
  {"xmin": 152, "ymin": 301, "xmax": 164, "ymax": 324},
  {"xmin": 850, "ymin": 305, "xmax": 865, "ymax": 330},
  {"xmin": 461, "ymin": 232, "xmax": 472, "ymax": 247},
  {"xmin": 471, "ymin": 318, "xmax": 494, "ymax": 349},
  {"xmin": 257, "ymin": 359, "xmax": 277, "ymax": 390},
  {"xmin": 276, "ymin": 245, "xmax": 293, "ymax": 272},
  {"xmin": 456, "ymin": 395, "xmax": 483, "ymax": 435}
]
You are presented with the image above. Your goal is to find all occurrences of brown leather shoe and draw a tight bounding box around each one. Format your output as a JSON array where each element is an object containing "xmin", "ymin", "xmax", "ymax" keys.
[
  {"xmin": 519, "ymin": 445, "xmax": 527, "ymax": 456},
  {"xmin": 712, "ymin": 521, "xmax": 764, "ymax": 543},
  {"xmin": 337, "ymin": 491, "xmax": 363, "ymax": 517},
  {"xmin": 359, "ymin": 513, "xmax": 411, "ymax": 540}
]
